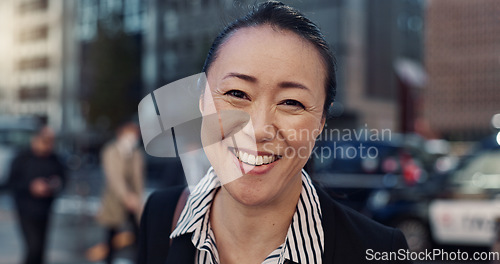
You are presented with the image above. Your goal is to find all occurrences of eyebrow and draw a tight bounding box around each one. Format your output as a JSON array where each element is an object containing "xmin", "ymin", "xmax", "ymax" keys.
[
  {"xmin": 222, "ymin": 72, "xmax": 310, "ymax": 91},
  {"xmin": 278, "ymin": 81, "xmax": 309, "ymax": 91},
  {"xmin": 222, "ymin": 72, "xmax": 257, "ymax": 82}
]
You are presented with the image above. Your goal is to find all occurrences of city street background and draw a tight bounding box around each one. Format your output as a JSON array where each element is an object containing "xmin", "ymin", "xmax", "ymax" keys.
[{"xmin": 1, "ymin": 0, "xmax": 499, "ymax": 263}]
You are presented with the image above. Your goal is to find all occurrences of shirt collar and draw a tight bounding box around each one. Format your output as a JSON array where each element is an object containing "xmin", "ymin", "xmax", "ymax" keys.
[{"xmin": 170, "ymin": 167, "xmax": 324, "ymax": 263}]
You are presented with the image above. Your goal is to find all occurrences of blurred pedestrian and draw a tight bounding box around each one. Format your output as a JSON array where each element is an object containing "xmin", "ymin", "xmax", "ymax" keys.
[
  {"xmin": 96, "ymin": 122, "xmax": 144, "ymax": 264},
  {"xmin": 7, "ymin": 126, "xmax": 66, "ymax": 264}
]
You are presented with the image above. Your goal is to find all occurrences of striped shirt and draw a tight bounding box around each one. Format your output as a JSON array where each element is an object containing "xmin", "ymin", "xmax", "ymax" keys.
[{"xmin": 170, "ymin": 167, "xmax": 324, "ymax": 264}]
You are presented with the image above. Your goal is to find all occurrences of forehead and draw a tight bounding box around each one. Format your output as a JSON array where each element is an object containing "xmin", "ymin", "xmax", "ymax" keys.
[{"xmin": 209, "ymin": 25, "xmax": 326, "ymax": 89}]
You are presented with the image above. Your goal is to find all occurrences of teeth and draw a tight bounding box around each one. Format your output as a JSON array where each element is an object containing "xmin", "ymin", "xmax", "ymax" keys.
[
  {"xmin": 233, "ymin": 149, "xmax": 278, "ymax": 166},
  {"xmin": 241, "ymin": 152, "xmax": 249, "ymax": 163},
  {"xmin": 248, "ymin": 154, "xmax": 256, "ymax": 165}
]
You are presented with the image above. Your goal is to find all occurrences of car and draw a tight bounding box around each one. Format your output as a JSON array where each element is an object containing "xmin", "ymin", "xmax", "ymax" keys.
[
  {"xmin": 310, "ymin": 134, "xmax": 433, "ymax": 212},
  {"xmin": 367, "ymin": 148, "xmax": 500, "ymax": 252}
]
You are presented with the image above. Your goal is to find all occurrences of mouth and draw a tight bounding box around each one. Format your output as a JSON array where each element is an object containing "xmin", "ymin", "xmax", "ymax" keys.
[{"xmin": 229, "ymin": 147, "xmax": 282, "ymax": 166}]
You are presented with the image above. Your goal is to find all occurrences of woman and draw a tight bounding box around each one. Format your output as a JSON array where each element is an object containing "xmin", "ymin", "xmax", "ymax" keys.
[
  {"xmin": 138, "ymin": 2, "xmax": 410, "ymax": 264},
  {"xmin": 97, "ymin": 122, "xmax": 144, "ymax": 263}
]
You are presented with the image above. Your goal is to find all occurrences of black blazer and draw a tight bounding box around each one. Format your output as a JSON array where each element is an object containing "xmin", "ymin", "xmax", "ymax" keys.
[{"xmin": 138, "ymin": 185, "xmax": 411, "ymax": 264}]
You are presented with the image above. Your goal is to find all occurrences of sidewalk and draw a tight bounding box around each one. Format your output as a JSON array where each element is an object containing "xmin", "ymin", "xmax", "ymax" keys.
[
  {"xmin": 0, "ymin": 195, "xmax": 137, "ymax": 264},
  {"xmin": 0, "ymin": 165, "xmax": 136, "ymax": 264},
  {"xmin": 0, "ymin": 196, "xmax": 88, "ymax": 263}
]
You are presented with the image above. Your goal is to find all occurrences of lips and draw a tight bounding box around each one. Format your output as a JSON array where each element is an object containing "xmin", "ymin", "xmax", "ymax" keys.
[{"xmin": 229, "ymin": 148, "xmax": 281, "ymax": 166}]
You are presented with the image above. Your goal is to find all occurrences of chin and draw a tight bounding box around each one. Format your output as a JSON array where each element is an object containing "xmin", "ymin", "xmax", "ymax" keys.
[{"xmin": 223, "ymin": 179, "xmax": 276, "ymax": 207}]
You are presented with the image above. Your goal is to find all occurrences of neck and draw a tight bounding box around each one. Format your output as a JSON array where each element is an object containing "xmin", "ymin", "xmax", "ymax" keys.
[{"xmin": 210, "ymin": 172, "xmax": 302, "ymax": 250}]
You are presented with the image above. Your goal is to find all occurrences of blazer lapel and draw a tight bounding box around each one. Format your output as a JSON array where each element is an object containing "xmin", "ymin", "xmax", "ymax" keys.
[
  {"xmin": 165, "ymin": 233, "xmax": 196, "ymax": 264},
  {"xmin": 315, "ymin": 185, "xmax": 336, "ymax": 263}
]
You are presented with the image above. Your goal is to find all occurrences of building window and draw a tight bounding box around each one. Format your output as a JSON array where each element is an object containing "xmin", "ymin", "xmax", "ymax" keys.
[
  {"xmin": 79, "ymin": 0, "xmax": 98, "ymax": 41},
  {"xmin": 18, "ymin": 86, "xmax": 49, "ymax": 101},
  {"xmin": 19, "ymin": 25, "xmax": 49, "ymax": 43},
  {"xmin": 19, "ymin": 0, "xmax": 48, "ymax": 14},
  {"xmin": 124, "ymin": 0, "xmax": 143, "ymax": 33},
  {"xmin": 18, "ymin": 57, "xmax": 49, "ymax": 71}
]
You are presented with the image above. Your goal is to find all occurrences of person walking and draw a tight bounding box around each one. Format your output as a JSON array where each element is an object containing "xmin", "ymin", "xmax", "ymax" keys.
[
  {"xmin": 7, "ymin": 126, "xmax": 66, "ymax": 264},
  {"xmin": 97, "ymin": 122, "xmax": 144, "ymax": 264}
]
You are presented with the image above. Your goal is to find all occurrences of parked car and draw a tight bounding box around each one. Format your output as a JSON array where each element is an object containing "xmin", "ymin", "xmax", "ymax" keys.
[
  {"xmin": 367, "ymin": 148, "xmax": 500, "ymax": 252},
  {"xmin": 311, "ymin": 134, "xmax": 434, "ymax": 212}
]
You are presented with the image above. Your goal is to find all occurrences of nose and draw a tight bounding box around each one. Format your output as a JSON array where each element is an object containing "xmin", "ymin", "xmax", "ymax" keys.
[{"xmin": 243, "ymin": 105, "xmax": 277, "ymax": 143}]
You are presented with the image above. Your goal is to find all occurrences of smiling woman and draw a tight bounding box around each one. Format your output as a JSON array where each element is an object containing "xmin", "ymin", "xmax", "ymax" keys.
[{"xmin": 138, "ymin": 2, "xmax": 411, "ymax": 264}]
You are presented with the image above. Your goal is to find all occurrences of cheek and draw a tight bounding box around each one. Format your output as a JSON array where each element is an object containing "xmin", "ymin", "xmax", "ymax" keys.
[{"xmin": 279, "ymin": 116, "xmax": 322, "ymax": 157}]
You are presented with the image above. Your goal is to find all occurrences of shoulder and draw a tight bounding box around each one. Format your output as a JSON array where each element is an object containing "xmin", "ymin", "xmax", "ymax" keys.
[
  {"xmin": 10, "ymin": 149, "xmax": 32, "ymax": 167},
  {"xmin": 47, "ymin": 151, "xmax": 63, "ymax": 161},
  {"xmin": 144, "ymin": 187, "xmax": 186, "ymax": 212},
  {"xmin": 142, "ymin": 187, "xmax": 186, "ymax": 230},
  {"xmin": 315, "ymin": 185, "xmax": 410, "ymax": 262},
  {"xmin": 138, "ymin": 186, "xmax": 186, "ymax": 264},
  {"xmin": 101, "ymin": 142, "xmax": 121, "ymax": 162},
  {"xmin": 48, "ymin": 153, "xmax": 66, "ymax": 171},
  {"xmin": 13, "ymin": 149, "xmax": 31, "ymax": 160}
]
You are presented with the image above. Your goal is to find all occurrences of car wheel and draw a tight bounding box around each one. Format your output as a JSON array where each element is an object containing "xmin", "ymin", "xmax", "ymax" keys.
[{"xmin": 395, "ymin": 218, "xmax": 431, "ymax": 252}]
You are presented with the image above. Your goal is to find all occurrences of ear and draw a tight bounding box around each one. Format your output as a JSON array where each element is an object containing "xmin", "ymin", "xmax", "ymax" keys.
[
  {"xmin": 320, "ymin": 116, "xmax": 326, "ymax": 132},
  {"xmin": 317, "ymin": 116, "xmax": 326, "ymax": 138}
]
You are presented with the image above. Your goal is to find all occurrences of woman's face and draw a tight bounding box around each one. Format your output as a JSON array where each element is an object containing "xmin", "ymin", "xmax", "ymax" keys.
[{"xmin": 201, "ymin": 25, "xmax": 326, "ymax": 206}]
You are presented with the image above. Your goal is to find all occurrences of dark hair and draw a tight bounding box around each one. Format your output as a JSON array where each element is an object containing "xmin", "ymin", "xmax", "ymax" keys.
[{"xmin": 202, "ymin": 1, "xmax": 336, "ymax": 117}]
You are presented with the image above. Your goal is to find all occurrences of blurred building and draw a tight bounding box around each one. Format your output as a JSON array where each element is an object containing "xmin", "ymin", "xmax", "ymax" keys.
[
  {"xmin": 142, "ymin": 0, "xmax": 234, "ymax": 92},
  {"xmin": 0, "ymin": 0, "xmax": 427, "ymax": 139},
  {"xmin": 140, "ymin": 0, "xmax": 426, "ymax": 133},
  {"xmin": 141, "ymin": 0, "xmax": 343, "ymax": 92},
  {"xmin": 0, "ymin": 1, "xmax": 16, "ymax": 112},
  {"xmin": 423, "ymin": 0, "xmax": 500, "ymax": 140},
  {"xmin": 0, "ymin": 0, "xmax": 81, "ymax": 133},
  {"xmin": 77, "ymin": 0, "xmax": 144, "ymax": 132},
  {"xmin": 342, "ymin": 0, "xmax": 425, "ymax": 132}
]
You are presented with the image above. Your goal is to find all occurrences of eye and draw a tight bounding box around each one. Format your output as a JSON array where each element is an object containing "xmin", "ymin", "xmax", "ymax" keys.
[
  {"xmin": 224, "ymin": 90, "xmax": 249, "ymax": 100},
  {"xmin": 280, "ymin": 99, "xmax": 305, "ymax": 109}
]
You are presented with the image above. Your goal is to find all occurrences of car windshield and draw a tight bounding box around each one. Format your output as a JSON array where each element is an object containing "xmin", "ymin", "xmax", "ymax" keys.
[{"xmin": 450, "ymin": 151, "xmax": 500, "ymax": 190}]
